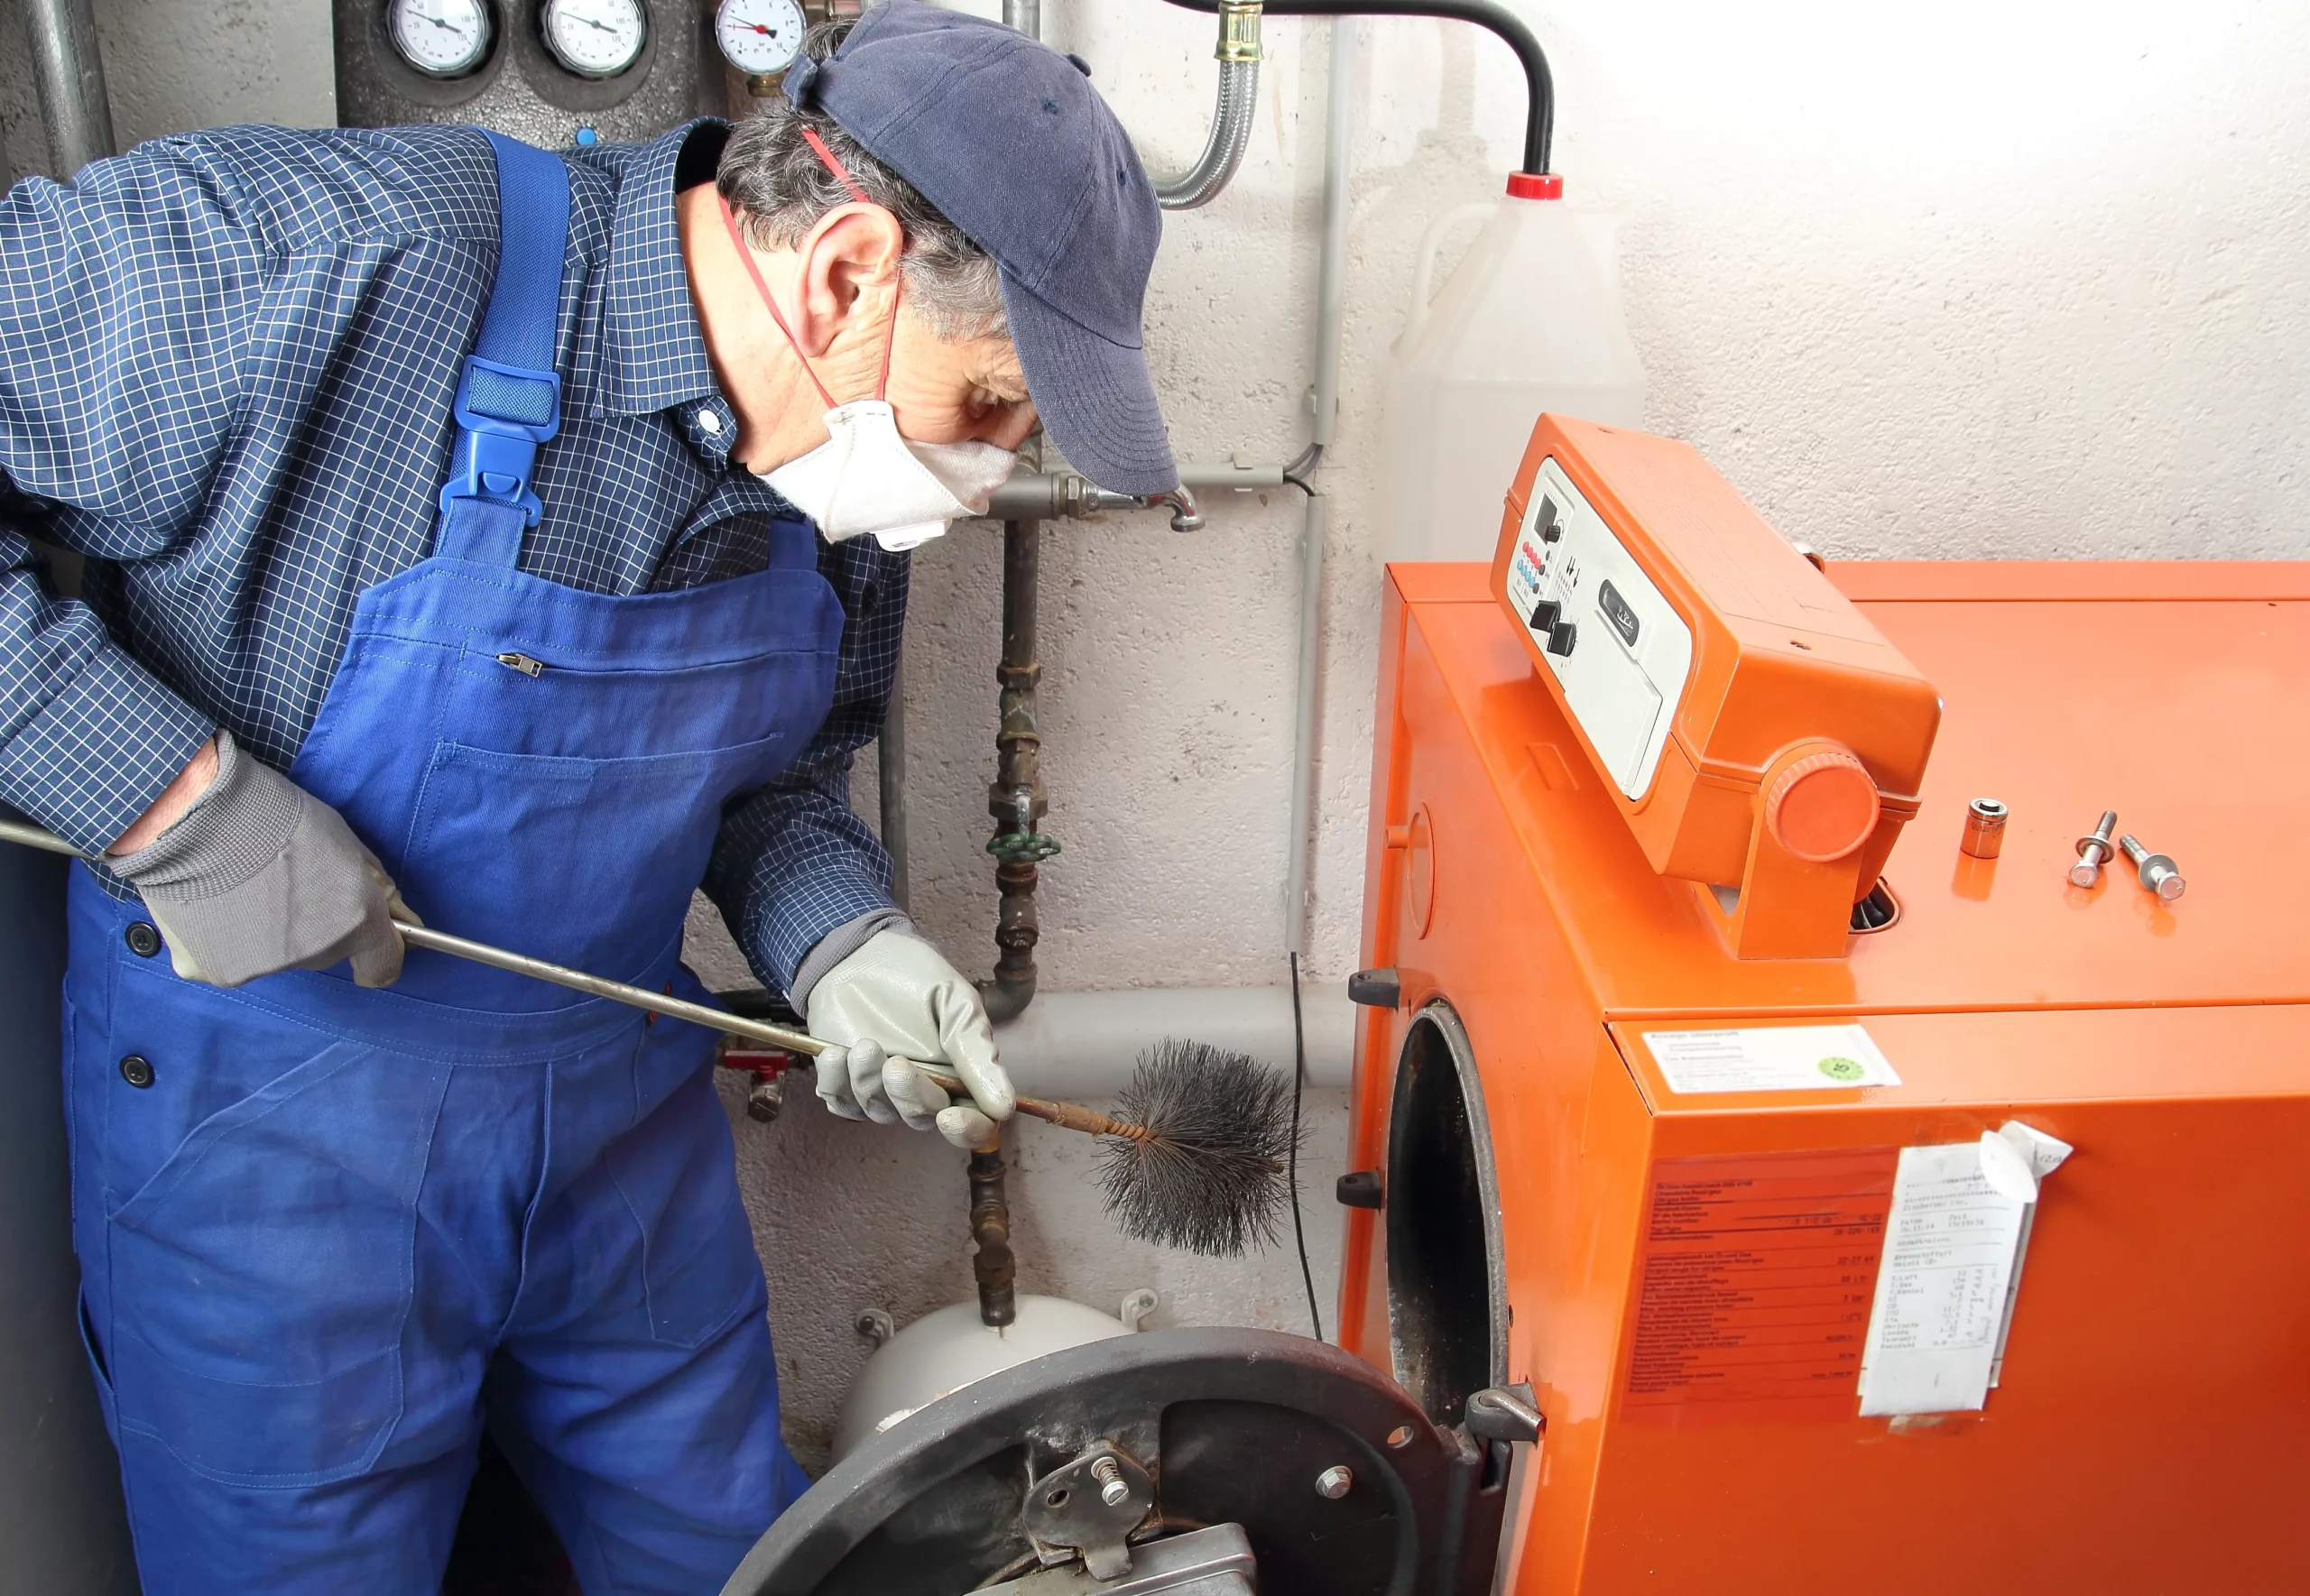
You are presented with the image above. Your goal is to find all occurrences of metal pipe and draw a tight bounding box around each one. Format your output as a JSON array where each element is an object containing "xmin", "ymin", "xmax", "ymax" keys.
[
  {"xmin": 1002, "ymin": 0, "xmax": 1040, "ymax": 40},
  {"xmin": 1150, "ymin": 4, "xmax": 1263, "ymax": 210},
  {"xmin": 878, "ymin": 646, "xmax": 910, "ymax": 913},
  {"xmin": 16, "ymin": 0, "xmax": 116, "ymax": 178},
  {"xmin": 1161, "ymin": 0, "xmax": 1554, "ymax": 176},
  {"xmin": 1284, "ymin": 494, "xmax": 1328, "ymax": 956},
  {"xmin": 991, "ymin": 983, "xmax": 1356, "ymax": 1094},
  {"xmin": 1281, "ymin": 16, "xmax": 1357, "ymax": 956},
  {"xmin": 982, "ymin": 462, "xmax": 1280, "ymax": 523},
  {"xmin": 982, "ymin": 520, "xmax": 1049, "ymax": 1022},
  {"xmin": 967, "ymin": 1135, "xmax": 1019, "ymax": 1328}
]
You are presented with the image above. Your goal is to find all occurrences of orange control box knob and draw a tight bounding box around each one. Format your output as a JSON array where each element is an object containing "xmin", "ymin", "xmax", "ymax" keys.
[{"xmin": 1764, "ymin": 745, "xmax": 1881, "ymax": 863}]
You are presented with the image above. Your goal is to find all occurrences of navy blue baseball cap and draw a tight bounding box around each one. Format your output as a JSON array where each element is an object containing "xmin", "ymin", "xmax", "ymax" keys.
[{"xmin": 784, "ymin": 1, "xmax": 1177, "ymax": 496}]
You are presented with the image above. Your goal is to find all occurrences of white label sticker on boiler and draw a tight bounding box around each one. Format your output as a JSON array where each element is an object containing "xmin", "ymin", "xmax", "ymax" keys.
[{"xmin": 1644, "ymin": 1025, "xmax": 1901, "ymax": 1094}]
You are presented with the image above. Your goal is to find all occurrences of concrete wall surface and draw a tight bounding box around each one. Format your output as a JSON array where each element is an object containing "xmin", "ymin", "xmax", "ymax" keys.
[{"xmin": 5, "ymin": 0, "xmax": 2307, "ymax": 1475}]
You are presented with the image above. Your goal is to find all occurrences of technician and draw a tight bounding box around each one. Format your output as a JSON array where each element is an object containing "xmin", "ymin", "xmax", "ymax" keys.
[{"xmin": 0, "ymin": 5, "xmax": 1176, "ymax": 1591}]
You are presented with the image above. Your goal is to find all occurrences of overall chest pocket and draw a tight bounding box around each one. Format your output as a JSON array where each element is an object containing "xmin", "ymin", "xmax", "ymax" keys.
[{"xmin": 396, "ymin": 732, "xmax": 796, "ymax": 1001}]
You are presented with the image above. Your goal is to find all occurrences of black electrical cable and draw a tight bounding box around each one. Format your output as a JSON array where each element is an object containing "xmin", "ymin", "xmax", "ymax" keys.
[
  {"xmin": 1287, "ymin": 950, "xmax": 1324, "ymax": 1342},
  {"xmin": 1159, "ymin": 0, "xmax": 1555, "ymax": 175}
]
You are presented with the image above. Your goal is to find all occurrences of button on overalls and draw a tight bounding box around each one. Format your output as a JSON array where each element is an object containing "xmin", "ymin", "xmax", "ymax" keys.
[{"xmin": 62, "ymin": 134, "xmax": 826, "ymax": 1594}]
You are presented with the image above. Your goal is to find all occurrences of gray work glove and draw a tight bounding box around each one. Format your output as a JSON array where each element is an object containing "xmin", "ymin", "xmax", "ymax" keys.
[
  {"xmin": 805, "ymin": 928, "xmax": 1015, "ymax": 1150},
  {"xmin": 110, "ymin": 730, "xmax": 418, "ymax": 989}
]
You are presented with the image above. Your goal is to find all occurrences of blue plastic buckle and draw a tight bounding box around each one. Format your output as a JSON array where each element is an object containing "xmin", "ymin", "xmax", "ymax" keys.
[{"xmin": 437, "ymin": 355, "xmax": 562, "ymax": 528}]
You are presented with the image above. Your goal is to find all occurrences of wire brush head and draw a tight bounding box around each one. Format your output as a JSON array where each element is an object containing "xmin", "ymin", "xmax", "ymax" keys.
[{"xmin": 1096, "ymin": 1038, "xmax": 1301, "ymax": 1257}]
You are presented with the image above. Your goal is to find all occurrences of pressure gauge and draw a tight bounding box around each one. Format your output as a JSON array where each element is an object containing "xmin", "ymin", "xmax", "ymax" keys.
[
  {"xmin": 541, "ymin": 0, "xmax": 647, "ymax": 78},
  {"xmin": 389, "ymin": 0, "xmax": 494, "ymax": 78},
  {"xmin": 716, "ymin": 0, "xmax": 807, "ymax": 83}
]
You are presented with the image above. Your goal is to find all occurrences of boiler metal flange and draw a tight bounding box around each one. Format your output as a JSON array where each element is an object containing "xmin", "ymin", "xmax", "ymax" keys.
[{"xmin": 717, "ymin": 1327, "xmax": 1511, "ymax": 1596}]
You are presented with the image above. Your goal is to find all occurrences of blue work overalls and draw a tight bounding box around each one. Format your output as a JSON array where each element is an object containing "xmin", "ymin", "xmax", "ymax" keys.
[{"xmin": 61, "ymin": 134, "xmax": 827, "ymax": 1593}]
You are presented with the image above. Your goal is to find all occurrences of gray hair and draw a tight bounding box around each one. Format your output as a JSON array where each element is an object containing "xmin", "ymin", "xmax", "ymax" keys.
[{"xmin": 717, "ymin": 21, "xmax": 1007, "ymax": 342}]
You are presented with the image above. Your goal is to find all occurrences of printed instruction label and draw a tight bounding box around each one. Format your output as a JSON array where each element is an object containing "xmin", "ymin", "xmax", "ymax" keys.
[
  {"xmin": 1855, "ymin": 1143, "xmax": 2029, "ymax": 1416},
  {"xmin": 1623, "ymin": 1149, "xmax": 1898, "ymax": 1424},
  {"xmin": 1645, "ymin": 1025, "xmax": 1901, "ymax": 1095}
]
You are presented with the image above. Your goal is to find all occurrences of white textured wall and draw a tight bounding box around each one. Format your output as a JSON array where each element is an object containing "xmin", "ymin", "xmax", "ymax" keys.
[{"xmin": 10, "ymin": 0, "xmax": 2310, "ymax": 1471}]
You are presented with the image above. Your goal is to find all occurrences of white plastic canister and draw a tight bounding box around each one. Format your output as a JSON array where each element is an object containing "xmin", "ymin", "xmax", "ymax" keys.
[{"xmin": 1378, "ymin": 174, "xmax": 1645, "ymax": 565}]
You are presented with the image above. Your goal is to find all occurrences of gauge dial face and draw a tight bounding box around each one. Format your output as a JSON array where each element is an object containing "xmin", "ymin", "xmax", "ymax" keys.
[
  {"xmin": 389, "ymin": 0, "xmax": 494, "ymax": 78},
  {"xmin": 542, "ymin": 0, "xmax": 647, "ymax": 78},
  {"xmin": 716, "ymin": 0, "xmax": 807, "ymax": 77}
]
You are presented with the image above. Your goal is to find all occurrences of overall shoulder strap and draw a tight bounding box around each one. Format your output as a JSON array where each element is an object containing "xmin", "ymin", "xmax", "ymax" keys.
[{"xmin": 435, "ymin": 131, "xmax": 572, "ymax": 567}]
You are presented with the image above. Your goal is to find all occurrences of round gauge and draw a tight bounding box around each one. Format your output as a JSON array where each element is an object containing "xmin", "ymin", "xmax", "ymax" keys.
[
  {"xmin": 716, "ymin": 0, "xmax": 807, "ymax": 78},
  {"xmin": 541, "ymin": 0, "xmax": 646, "ymax": 78},
  {"xmin": 389, "ymin": 0, "xmax": 494, "ymax": 78}
]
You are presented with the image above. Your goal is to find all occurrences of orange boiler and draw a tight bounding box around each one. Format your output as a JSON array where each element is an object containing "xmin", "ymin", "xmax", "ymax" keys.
[{"xmin": 1340, "ymin": 413, "xmax": 2310, "ymax": 1593}]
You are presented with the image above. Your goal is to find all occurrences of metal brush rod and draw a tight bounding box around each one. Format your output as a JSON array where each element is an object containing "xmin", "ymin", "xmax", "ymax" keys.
[{"xmin": 0, "ymin": 814, "xmax": 1144, "ymax": 1141}]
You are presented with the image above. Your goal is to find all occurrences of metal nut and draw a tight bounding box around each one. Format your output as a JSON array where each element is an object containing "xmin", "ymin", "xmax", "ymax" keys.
[
  {"xmin": 1960, "ymin": 798, "xmax": 2008, "ymax": 860},
  {"xmin": 1315, "ymin": 1464, "xmax": 1353, "ymax": 1499}
]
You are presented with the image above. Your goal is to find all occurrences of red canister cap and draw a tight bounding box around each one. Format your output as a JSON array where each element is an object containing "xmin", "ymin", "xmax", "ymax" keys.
[{"xmin": 1506, "ymin": 171, "xmax": 1564, "ymax": 200}]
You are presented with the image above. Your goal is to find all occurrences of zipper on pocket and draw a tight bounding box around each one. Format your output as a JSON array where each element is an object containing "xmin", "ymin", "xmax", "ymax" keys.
[{"xmin": 495, "ymin": 652, "xmax": 547, "ymax": 678}]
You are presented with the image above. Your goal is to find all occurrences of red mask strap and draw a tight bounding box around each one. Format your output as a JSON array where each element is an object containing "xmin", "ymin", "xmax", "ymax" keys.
[
  {"xmin": 718, "ymin": 194, "xmax": 838, "ymax": 411},
  {"xmin": 799, "ymin": 125, "xmax": 901, "ymax": 402},
  {"xmin": 799, "ymin": 126, "xmax": 871, "ymax": 204}
]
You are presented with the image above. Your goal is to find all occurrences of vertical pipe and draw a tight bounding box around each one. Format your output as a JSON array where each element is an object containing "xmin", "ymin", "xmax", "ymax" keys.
[
  {"xmin": 16, "ymin": 0, "xmax": 117, "ymax": 177},
  {"xmin": 1309, "ymin": 16, "xmax": 1356, "ymax": 456},
  {"xmin": 967, "ymin": 1133, "xmax": 1018, "ymax": 1328},
  {"xmin": 878, "ymin": 649, "xmax": 910, "ymax": 914},
  {"xmin": 984, "ymin": 521, "xmax": 1045, "ymax": 1020},
  {"xmin": 1003, "ymin": 0, "xmax": 1040, "ymax": 38},
  {"xmin": 0, "ymin": 835, "xmax": 139, "ymax": 1596},
  {"xmin": 1283, "ymin": 16, "xmax": 1357, "ymax": 956}
]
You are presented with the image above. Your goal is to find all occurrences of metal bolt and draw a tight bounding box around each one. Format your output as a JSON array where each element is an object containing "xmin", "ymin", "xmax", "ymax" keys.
[
  {"xmin": 2070, "ymin": 810, "xmax": 2120, "ymax": 888},
  {"xmin": 2118, "ymin": 835, "xmax": 2185, "ymax": 901},
  {"xmin": 1315, "ymin": 1464, "xmax": 1353, "ymax": 1499},
  {"xmin": 1090, "ymin": 1454, "xmax": 1130, "ymax": 1508}
]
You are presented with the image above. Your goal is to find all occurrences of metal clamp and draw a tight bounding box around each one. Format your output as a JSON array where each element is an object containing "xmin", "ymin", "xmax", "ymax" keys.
[{"xmin": 1021, "ymin": 1442, "xmax": 1156, "ymax": 1581}]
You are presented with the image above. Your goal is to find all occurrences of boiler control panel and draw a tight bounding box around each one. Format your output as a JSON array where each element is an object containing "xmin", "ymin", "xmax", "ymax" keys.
[
  {"xmin": 1488, "ymin": 415, "xmax": 1941, "ymax": 902},
  {"xmin": 1502, "ymin": 458, "xmax": 1695, "ymax": 798}
]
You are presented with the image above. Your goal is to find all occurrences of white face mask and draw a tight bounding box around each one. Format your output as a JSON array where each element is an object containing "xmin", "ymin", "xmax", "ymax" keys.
[
  {"xmin": 763, "ymin": 398, "xmax": 1015, "ymax": 552},
  {"xmin": 719, "ymin": 176, "xmax": 1015, "ymax": 553}
]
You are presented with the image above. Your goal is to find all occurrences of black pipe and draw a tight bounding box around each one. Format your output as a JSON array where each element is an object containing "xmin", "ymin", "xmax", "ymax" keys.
[
  {"xmin": 1160, "ymin": 0, "xmax": 1554, "ymax": 176},
  {"xmin": 981, "ymin": 520, "xmax": 1048, "ymax": 1023},
  {"xmin": 0, "ymin": 826, "xmax": 139, "ymax": 1593}
]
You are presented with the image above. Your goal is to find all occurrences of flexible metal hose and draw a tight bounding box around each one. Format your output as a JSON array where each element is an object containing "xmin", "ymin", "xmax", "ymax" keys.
[{"xmin": 1152, "ymin": 56, "xmax": 1261, "ymax": 211}]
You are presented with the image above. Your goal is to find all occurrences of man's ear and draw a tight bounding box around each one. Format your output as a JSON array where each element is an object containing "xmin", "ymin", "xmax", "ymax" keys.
[{"xmin": 793, "ymin": 205, "xmax": 906, "ymax": 358}]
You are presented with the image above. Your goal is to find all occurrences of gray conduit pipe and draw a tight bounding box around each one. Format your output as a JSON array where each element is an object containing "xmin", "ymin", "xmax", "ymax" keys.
[
  {"xmin": 15, "ymin": 0, "xmax": 116, "ymax": 178},
  {"xmin": 1283, "ymin": 16, "xmax": 1357, "ymax": 955},
  {"xmin": 1150, "ymin": 2, "xmax": 1263, "ymax": 210}
]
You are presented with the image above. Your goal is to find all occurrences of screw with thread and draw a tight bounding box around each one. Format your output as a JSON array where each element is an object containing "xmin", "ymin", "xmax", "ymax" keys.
[
  {"xmin": 2118, "ymin": 835, "xmax": 2186, "ymax": 901},
  {"xmin": 2070, "ymin": 810, "xmax": 2119, "ymax": 888},
  {"xmin": 1090, "ymin": 1455, "xmax": 1129, "ymax": 1508}
]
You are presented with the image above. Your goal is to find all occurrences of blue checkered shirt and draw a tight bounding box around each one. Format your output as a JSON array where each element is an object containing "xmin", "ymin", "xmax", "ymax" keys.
[{"xmin": 0, "ymin": 120, "xmax": 901, "ymax": 994}]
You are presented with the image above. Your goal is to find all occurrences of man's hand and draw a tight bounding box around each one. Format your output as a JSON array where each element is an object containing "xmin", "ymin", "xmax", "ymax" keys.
[
  {"xmin": 108, "ymin": 730, "xmax": 419, "ymax": 989},
  {"xmin": 805, "ymin": 929, "xmax": 1015, "ymax": 1149}
]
